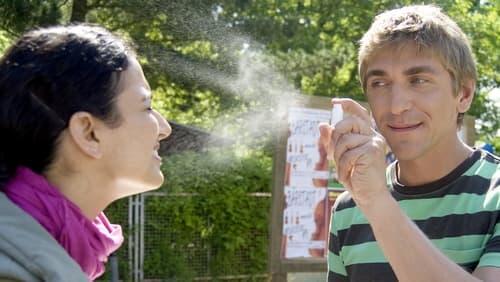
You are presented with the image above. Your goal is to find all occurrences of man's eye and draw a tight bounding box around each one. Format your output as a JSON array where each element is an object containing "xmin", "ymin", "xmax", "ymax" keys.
[
  {"xmin": 411, "ymin": 77, "xmax": 428, "ymax": 85},
  {"xmin": 371, "ymin": 80, "xmax": 387, "ymax": 87}
]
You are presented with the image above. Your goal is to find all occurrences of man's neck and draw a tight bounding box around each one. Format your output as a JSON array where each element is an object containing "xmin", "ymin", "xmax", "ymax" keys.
[{"xmin": 397, "ymin": 138, "xmax": 473, "ymax": 187}]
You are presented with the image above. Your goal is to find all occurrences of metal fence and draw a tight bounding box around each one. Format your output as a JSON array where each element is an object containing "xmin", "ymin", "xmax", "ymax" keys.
[{"xmin": 98, "ymin": 192, "xmax": 271, "ymax": 282}]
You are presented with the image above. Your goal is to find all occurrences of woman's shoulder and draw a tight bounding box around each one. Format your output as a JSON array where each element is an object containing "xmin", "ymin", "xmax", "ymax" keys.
[{"xmin": 0, "ymin": 193, "xmax": 87, "ymax": 282}]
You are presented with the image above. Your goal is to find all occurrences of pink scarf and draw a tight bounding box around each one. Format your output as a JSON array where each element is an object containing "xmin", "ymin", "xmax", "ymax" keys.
[{"xmin": 4, "ymin": 167, "xmax": 124, "ymax": 280}]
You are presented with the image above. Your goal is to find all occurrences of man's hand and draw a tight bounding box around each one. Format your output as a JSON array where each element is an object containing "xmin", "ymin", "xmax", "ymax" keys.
[{"xmin": 319, "ymin": 98, "xmax": 389, "ymax": 208}]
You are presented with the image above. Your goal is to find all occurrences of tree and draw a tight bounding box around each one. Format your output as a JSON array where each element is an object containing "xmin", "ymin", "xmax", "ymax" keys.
[
  {"xmin": 70, "ymin": 0, "xmax": 87, "ymax": 22},
  {"xmin": 0, "ymin": 0, "xmax": 498, "ymax": 144},
  {"xmin": 0, "ymin": 0, "xmax": 63, "ymax": 35}
]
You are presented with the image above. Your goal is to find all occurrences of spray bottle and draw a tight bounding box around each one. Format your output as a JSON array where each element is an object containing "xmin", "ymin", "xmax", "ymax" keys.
[{"xmin": 329, "ymin": 104, "xmax": 343, "ymax": 183}]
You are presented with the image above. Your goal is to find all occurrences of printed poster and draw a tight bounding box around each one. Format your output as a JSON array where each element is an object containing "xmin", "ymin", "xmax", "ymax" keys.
[{"xmin": 282, "ymin": 107, "xmax": 344, "ymax": 259}]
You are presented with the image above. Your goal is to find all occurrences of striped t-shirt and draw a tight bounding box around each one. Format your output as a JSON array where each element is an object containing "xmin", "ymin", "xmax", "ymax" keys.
[{"xmin": 327, "ymin": 149, "xmax": 500, "ymax": 281}]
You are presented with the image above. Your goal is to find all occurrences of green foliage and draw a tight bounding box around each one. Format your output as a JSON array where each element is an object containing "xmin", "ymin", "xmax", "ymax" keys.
[
  {"xmin": 153, "ymin": 149, "xmax": 271, "ymax": 278},
  {"xmin": 445, "ymin": 0, "xmax": 500, "ymax": 142},
  {"xmin": 0, "ymin": 0, "xmax": 64, "ymax": 35},
  {"xmin": 1, "ymin": 0, "xmax": 498, "ymax": 279},
  {"xmin": 0, "ymin": 30, "xmax": 13, "ymax": 55},
  {"xmin": 491, "ymin": 137, "xmax": 500, "ymax": 154},
  {"xmin": 2, "ymin": 0, "xmax": 497, "ymax": 139},
  {"xmin": 103, "ymin": 149, "xmax": 272, "ymax": 280},
  {"xmin": 152, "ymin": 81, "xmax": 221, "ymax": 128},
  {"xmin": 218, "ymin": 0, "xmax": 499, "ymax": 138},
  {"xmin": 99, "ymin": 149, "xmax": 272, "ymax": 280}
]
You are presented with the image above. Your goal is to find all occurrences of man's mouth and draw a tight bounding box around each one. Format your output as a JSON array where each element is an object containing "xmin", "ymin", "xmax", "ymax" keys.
[{"xmin": 387, "ymin": 123, "xmax": 422, "ymax": 132}]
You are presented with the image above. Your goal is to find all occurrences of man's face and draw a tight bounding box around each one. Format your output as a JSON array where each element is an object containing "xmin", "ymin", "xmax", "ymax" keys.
[{"xmin": 364, "ymin": 43, "xmax": 462, "ymax": 161}]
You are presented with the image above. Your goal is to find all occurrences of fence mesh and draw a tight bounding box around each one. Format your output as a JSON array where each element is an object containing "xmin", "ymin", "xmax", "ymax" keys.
[{"xmin": 98, "ymin": 194, "xmax": 270, "ymax": 281}]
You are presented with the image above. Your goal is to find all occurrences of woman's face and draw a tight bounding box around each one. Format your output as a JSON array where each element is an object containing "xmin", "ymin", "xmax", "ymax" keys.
[{"xmin": 100, "ymin": 56, "xmax": 171, "ymax": 196}]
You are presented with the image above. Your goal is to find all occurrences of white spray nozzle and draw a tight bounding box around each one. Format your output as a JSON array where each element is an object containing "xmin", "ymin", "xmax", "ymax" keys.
[{"xmin": 330, "ymin": 104, "xmax": 343, "ymax": 126}]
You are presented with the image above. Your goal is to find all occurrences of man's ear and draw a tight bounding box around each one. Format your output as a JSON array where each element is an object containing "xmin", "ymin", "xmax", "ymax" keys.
[
  {"xmin": 67, "ymin": 112, "xmax": 103, "ymax": 159},
  {"xmin": 457, "ymin": 79, "xmax": 476, "ymax": 114}
]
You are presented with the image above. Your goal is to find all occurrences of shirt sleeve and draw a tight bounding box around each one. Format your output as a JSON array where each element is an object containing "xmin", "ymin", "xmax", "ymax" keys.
[
  {"xmin": 477, "ymin": 175, "xmax": 500, "ymax": 268},
  {"xmin": 327, "ymin": 199, "xmax": 348, "ymax": 282}
]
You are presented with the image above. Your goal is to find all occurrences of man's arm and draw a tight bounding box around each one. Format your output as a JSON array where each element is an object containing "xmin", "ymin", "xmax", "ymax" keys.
[
  {"xmin": 362, "ymin": 190, "xmax": 500, "ymax": 282},
  {"xmin": 474, "ymin": 267, "xmax": 500, "ymax": 281},
  {"xmin": 320, "ymin": 98, "xmax": 500, "ymax": 282}
]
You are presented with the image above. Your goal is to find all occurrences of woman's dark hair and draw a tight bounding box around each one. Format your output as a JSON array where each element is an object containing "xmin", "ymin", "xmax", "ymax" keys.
[{"xmin": 0, "ymin": 24, "xmax": 132, "ymax": 188}]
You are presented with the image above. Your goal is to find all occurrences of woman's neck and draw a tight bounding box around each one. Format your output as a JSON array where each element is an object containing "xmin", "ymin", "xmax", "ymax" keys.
[{"xmin": 44, "ymin": 165, "xmax": 114, "ymax": 219}]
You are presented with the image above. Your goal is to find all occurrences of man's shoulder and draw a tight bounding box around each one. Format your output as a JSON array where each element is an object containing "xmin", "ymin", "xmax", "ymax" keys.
[
  {"xmin": 481, "ymin": 149, "xmax": 500, "ymax": 166},
  {"xmin": 333, "ymin": 190, "xmax": 356, "ymax": 212},
  {"xmin": 474, "ymin": 149, "xmax": 499, "ymax": 188}
]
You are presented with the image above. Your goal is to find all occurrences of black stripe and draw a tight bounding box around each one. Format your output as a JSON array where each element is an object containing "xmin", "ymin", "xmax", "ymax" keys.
[
  {"xmin": 338, "ymin": 211, "xmax": 499, "ymax": 246},
  {"xmin": 346, "ymin": 262, "xmax": 397, "ymax": 282},
  {"xmin": 392, "ymin": 150, "xmax": 482, "ymax": 195},
  {"xmin": 327, "ymin": 270, "xmax": 348, "ymax": 282},
  {"xmin": 460, "ymin": 261, "xmax": 479, "ymax": 272},
  {"xmin": 484, "ymin": 235, "xmax": 500, "ymax": 254},
  {"xmin": 337, "ymin": 260, "xmax": 477, "ymax": 281},
  {"xmin": 333, "ymin": 192, "xmax": 356, "ymax": 212},
  {"xmin": 483, "ymin": 150, "xmax": 500, "ymax": 164},
  {"xmin": 329, "ymin": 231, "xmax": 341, "ymax": 254},
  {"xmin": 392, "ymin": 174, "xmax": 492, "ymax": 199},
  {"xmin": 492, "ymin": 177, "xmax": 499, "ymax": 191},
  {"xmin": 334, "ymin": 174, "xmax": 493, "ymax": 212}
]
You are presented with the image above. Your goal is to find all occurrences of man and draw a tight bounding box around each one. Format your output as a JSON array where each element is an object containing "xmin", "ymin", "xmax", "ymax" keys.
[{"xmin": 321, "ymin": 5, "xmax": 500, "ymax": 281}]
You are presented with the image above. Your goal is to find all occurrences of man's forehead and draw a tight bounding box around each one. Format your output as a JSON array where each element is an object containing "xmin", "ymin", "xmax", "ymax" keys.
[{"xmin": 365, "ymin": 43, "xmax": 443, "ymax": 73}]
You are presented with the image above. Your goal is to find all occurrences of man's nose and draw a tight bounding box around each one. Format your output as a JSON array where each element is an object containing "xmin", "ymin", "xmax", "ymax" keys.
[{"xmin": 389, "ymin": 84, "xmax": 412, "ymax": 115}]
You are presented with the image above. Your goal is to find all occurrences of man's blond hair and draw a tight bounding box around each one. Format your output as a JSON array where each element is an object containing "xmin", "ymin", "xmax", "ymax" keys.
[{"xmin": 358, "ymin": 5, "xmax": 477, "ymax": 125}]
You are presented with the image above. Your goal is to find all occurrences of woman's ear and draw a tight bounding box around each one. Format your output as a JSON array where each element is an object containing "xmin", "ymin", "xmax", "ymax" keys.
[
  {"xmin": 67, "ymin": 112, "xmax": 103, "ymax": 159},
  {"xmin": 457, "ymin": 79, "xmax": 476, "ymax": 114}
]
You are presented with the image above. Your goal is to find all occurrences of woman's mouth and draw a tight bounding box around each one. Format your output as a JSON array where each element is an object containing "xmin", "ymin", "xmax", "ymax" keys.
[
  {"xmin": 154, "ymin": 143, "xmax": 162, "ymax": 161},
  {"xmin": 154, "ymin": 150, "xmax": 162, "ymax": 161}
]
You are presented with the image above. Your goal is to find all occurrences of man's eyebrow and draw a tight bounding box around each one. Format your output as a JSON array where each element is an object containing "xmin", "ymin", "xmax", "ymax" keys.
[
  {"xmin": 365, "ymin": 69, "xmax": 387, "ymax": 81},
  {"xmin": 365, "ymin": 65, "xmax": 438, "ymax": 81},
  {"xmin": 403, "ymin": 65, "xmax": 437, "ymax": 76}
]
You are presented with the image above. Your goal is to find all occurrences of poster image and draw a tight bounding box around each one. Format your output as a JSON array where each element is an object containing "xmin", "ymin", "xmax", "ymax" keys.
[{"xmin": 281, "ymin": 107, "xmax": 345, "ymax": 259}]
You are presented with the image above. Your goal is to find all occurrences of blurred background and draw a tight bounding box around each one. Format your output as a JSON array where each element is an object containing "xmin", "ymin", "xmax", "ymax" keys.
[{"xmin": 0, "ymin": 0, "xmax": 498, "ymax": 281}]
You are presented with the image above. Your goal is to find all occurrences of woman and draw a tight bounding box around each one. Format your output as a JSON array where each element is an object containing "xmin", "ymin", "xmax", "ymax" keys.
[{"xmin": 0, "ymin": 24, "xmax": 171, "ymax": 281}]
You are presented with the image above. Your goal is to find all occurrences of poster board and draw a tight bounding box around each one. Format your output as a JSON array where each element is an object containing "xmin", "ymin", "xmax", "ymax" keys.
[
  {"xmin": 269, "ymin": 95, "xmax": 476, "ymax": 281},
  {"xmin": 269, "ymin": 95, "xmax": 352, "ymax": 280}
]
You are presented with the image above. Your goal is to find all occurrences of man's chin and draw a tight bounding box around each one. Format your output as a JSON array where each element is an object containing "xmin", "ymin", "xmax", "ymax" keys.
[{"xmin": 389, "ymin": 144, "xmax": 426, "ymax": 162}]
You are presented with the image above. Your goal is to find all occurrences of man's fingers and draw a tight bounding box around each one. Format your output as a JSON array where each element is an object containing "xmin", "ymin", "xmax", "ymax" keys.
[
  {"xmin": 333, "ymin": 133, "xmax": 371, "ymax": 168},
  {"xmin": 336, "ymin": 144, "xmax": 368, "ymax": 185},
  {"xmin": 336, "ymin": 136, "xmax": 386, "ymax": 185},
  {"xmin": 332, "ymin": 116, "xmax": 373, "ymax": 147},
  {"xmin": 331, "ymin": 98, "xmax": 371, "ymax": 124},
  {"xmin": 319, "ymin": 122, "xmax": 331, "ymax": 138},
  {"xmin": 318, "ymin": 122, "xmax": 331, "ymax": 147},
  {"xmin": 318, "ymin": 123, "xmax": 333, "ymax": 159}
]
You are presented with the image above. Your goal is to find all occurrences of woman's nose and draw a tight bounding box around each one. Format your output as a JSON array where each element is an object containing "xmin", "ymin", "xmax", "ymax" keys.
[{"xmin": 154, "ymin": 110, "xmax": 171, "ymax": 140}]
